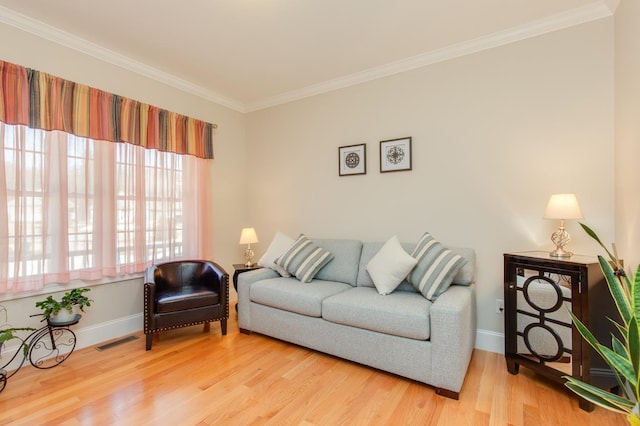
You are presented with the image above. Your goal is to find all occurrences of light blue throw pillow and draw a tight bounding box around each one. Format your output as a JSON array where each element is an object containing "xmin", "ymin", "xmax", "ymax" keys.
[
  {"xmin": 408, "ymin": 232, "xmax": 467, "ymax": 301},
  {"xmin": 275, "ymin": 234, "xmax": 334, "ymax": 283}
]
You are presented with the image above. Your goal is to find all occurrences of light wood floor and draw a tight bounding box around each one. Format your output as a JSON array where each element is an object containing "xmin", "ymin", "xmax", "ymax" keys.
[{"xmin": 0, "ymin": 311, "xmax": 626, "ymax": 425}]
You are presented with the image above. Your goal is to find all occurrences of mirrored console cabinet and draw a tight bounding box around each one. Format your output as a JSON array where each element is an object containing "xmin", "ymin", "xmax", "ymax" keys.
[{"xmin": 503, "ymin": 251, "xmax": 620, "ymax": 411}]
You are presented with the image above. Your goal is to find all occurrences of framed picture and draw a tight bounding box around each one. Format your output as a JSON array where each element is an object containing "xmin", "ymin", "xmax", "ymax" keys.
[
  {"xmin": 380, "ymin": 137, "xmax": 412, "ymax": 173},
  {"xmin": 338, "ymin": 143, "xmax": 366, "ymax": 176}
]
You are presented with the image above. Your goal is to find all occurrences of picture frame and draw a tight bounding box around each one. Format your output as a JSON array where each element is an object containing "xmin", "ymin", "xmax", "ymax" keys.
[
  {"xmin": 338, "ymin": 143, "xmax": 366, "ymax": 176},
  {"xmin": 380, "ymin": 137, "xmax": 412, "ymax": 173}
]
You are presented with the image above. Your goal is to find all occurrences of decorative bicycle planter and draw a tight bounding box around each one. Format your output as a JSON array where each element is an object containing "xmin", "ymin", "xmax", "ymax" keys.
[{"xmin": 0, "ymin": 314, "xmax": 80, "ymax": 394}]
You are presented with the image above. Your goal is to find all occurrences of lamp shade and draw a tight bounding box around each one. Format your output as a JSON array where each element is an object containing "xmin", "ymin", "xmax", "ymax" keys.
[
  {"xmin": 239, "ymin": 227, "xmax": 259, "ymax": 245},
  {"xmin": 543, "ymin": 194, "xmax": 584, "ymax": 220}
]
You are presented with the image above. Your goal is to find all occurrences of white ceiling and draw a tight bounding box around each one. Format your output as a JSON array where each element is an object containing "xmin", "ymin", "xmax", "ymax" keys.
[{"xmin": 0, "ymin": 0, "xmax": 618, "ymax": 112}]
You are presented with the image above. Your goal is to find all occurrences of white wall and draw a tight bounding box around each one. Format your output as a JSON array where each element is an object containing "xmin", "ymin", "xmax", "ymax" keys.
[
  {"xmin": 615, "ymin": 0, "xmax": 640, "ymax": 268},
  {"xmin": 0, "ymin": 22, "xmax": 247, "ymax": 348},
  {"xmin": 246, "ymin": 19, "xmax": 616, "ymax": 343},
  {"xmin": 0, "ymin": 15, "xmax": 622, "ymax": 354}
]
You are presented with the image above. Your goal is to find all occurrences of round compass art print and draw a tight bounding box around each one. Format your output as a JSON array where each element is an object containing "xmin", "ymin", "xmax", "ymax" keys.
[
  {"xmin": 345, "ymin": 152, "xmax": 360, "ymax": 168},
  {"xmin": 338, "ymin": 143, "xmax": 366, "ymax": 176},
  {"xmin": 380, "ymin": 137, "xmax": 412, "ymax": 173},
  {"xmin": 385, "ymin": 146, "xmax": 404, "ymax": 165}
]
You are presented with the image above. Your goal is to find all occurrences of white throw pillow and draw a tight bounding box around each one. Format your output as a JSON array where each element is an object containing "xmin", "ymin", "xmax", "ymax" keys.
[
  {"xmin": 366, "ymin": 235, "xmax": 417, "ymax": 295},
  {"xmin": 258, "ymin": 231, "xmax": 294, "ymax": 277}
]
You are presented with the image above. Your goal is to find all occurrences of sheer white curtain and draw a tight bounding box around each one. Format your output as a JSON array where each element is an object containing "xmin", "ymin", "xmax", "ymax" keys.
[{"xmin": 0, "ymin": 122, "xmax": 210, "ymax": 294}]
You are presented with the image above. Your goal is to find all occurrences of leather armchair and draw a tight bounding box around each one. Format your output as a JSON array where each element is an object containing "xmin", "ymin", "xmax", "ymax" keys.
[{"xmin": 143, "ymin": 260, "xmax": 228, "ymax": 350}]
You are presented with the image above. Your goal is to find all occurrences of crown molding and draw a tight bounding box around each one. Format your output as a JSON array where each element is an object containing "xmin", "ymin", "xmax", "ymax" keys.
[
  {"xmin": 0, "ymin": 5, "xmax": 246, "ymax": 113},
  {"xmin": 245, "ymin": 1, "xmax": 615, "ymax": 112},
  {"xmin": 0, "ymin": 1, "xmax": 616, "ymax": 114},
  {"xmin": 602, "ymin": 0, "xmax": 621, "ymax": 14}
]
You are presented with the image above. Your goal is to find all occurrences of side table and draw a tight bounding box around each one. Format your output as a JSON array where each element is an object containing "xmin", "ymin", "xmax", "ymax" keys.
[
  {"xmin": 503, "ymin": 251, "xmax": 619, "ymax": 411},
  {"xmin": 233, "ymin": 263, "xmax": 263, "ymax": 312}
]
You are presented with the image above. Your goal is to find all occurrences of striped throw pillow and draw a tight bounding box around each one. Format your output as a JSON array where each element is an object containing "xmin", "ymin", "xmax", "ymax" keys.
[
  {"xmin": 407, "ymin": 232, "xmax": 467, "ymax": 301},
  {"xmin": 275, "ymin": 234, "xmax": 334, "ymax": 283}
]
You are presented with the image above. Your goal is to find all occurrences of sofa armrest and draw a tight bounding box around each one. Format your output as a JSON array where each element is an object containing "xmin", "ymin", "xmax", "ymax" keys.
[
  {"xmin": 237, "ymin": 268, "xmax": 280, "ymax": 331},
  {"xmin": 429, "ymin": 284, "xmax": 476, "ymax": 394}
]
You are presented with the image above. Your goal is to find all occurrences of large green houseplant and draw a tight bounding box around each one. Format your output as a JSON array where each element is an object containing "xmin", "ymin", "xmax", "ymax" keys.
[
  {"xmin": 563, "ymin": 223, "xmax": 639, "ymax": 425},
  {"xmin": 35, "ymin": 288, "xmax": 93, "ymax": 322}
]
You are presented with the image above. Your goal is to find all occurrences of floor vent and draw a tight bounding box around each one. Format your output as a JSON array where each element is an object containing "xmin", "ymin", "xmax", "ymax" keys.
[{"xmin": 96, "ymin": 335, "xmax": 139, "ymax": 351}]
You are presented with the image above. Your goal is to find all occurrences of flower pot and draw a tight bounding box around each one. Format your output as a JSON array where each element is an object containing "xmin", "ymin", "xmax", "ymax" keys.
[{"xmin": 51, "ymin": 308, "xmax": 76, "ymax": 323}]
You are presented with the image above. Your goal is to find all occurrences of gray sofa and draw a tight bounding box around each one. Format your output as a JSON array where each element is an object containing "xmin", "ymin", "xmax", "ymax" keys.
[{"xmin": 237, "ymin": 238, "xmax": 476, "ymax": 398}]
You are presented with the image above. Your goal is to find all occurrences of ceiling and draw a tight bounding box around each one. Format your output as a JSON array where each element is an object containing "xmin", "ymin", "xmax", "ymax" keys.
[{"xmin": 0, "ymin": 0, "xmax": 618, "ymax": 112}]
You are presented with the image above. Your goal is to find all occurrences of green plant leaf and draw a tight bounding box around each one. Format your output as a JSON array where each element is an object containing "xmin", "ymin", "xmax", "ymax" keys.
[
  {"xmin": 0, "ymin": 327, "xmax": 34, "ymax": 343},
  {"xmin": 600, "ymin": 345, "xmax": 637, "ymax": 388},
  {"xmin": 634, "ymin": 265, "xmax": 640, "ymax": 325},
  {"xmin": 630, "ymin": 316, "xmax": 640, "ymax": 369},
  {"xmin": 35, "ymin": 288, "xmax": 92, "ymax": 319},
  {"xmin": 569, "ymin": 311, "xmax": 607, "ymax": 359},
  {"xmin": 580, "ymin": 223, "xmax": 616, "ymax": 262},
  {"xmin": 630, "ymin": 315, "xmax": 640, "ymax": 399},
  {"xmin": 566, "ymin": 224, "xmax": 640, "ymax": 417},
  {"xmin": 600, "ymin": 256, "xmax": 632, "ymax": 325},
  {"xmin": 610, "ymin": 335, "xmax": 634, "ymax": 400},
  {"xmin": 565, "ymin": 376, "xmax": 635, "ymax": 414},
  {"xmin": 612, "ymin": 334, "xmax": 629, "ymax": 358},
  {"xmin": 611, "ymin": 319, "xmax": 628, "ymax": 343}
]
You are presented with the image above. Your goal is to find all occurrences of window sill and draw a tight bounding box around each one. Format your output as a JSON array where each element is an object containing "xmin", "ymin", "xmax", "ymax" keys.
[{"xmin": 0, "ymin": 273, "xmax": 144, "ymax": 303}]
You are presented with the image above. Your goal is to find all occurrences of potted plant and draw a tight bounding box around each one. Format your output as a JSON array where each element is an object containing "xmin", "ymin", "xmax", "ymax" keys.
[
  {"xmin": 563, "ymin": 223, "xmax": 639, "ymax": 425},
  {"xmin": 35, "ymin": 288, "xmax": 93, "ymax": 323}
]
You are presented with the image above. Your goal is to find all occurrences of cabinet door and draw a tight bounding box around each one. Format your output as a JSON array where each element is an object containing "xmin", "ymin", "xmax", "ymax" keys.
[{"xmin": 511, "ymin": 266, "xmax": 575, "ymax": 376}]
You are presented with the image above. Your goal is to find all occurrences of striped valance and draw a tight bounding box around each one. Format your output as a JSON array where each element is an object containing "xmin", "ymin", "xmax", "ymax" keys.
[{"xmin": 0, "ymin": 60, "xmax": 216, "ymax": 159}]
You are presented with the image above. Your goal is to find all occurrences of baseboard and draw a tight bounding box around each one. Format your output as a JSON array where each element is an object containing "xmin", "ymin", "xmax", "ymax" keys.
[
  {"xmin": 475, "ymin": 328, "xmax": 504, "ymax": 354},
  {"xmin": 74, "ymin": 313, "xmax": 143, "ymax": 350}
]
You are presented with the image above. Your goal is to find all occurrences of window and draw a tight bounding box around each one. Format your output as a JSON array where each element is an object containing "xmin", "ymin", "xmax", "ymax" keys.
[{"xmin": 1, "ymin": 122, "xmax": 208, "ymax": 293}]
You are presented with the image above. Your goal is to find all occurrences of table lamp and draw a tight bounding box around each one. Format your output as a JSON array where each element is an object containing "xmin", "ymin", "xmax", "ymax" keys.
[
  {"xmin": 239, "ymin": 227, "xmax": 259, "ymax": 266},
  {"xmin": 543, "ymin": 193, "xmax": 583, "ymax": 258}
]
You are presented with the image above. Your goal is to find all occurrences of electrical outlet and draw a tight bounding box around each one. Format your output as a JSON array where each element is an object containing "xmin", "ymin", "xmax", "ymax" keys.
[{"xmin": 495, "ymin": 299, "xmax": 504, "ymax": 314}]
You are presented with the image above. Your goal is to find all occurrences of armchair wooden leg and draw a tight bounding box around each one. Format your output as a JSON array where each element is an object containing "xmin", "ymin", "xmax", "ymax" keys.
[
  {"xmin": 146, "ymin": 333, "xmax": 153, "ymax": 351},
  {"xmin": 221, "ymin": 319, "xmax": 227, "ymax": 335},
  {"xmin": 203, "ymin": 322, "xmax": 210, "ymax": 333}
]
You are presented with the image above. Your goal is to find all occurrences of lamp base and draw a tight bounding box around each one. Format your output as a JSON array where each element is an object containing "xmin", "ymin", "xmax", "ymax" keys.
[
  {"xmin": 550, "ymin": 225, "xmax": 572, "ymax": 258},
  {"xmin": 244, "ymin": 246, "xmax": 255, "ymax": 268},
  {"xmin": 549, "ymin": 247, "xmax": 573, "ymax": 258}
]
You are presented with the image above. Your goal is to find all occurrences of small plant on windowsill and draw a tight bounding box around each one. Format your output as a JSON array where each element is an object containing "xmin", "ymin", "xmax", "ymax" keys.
[
  {"xmin": 563, "ymin": 223, "xmax": 639, "ymax": 425},
  {"xmin": 35, "ymin": 288, "xmax": 93, "ymax": 323}
]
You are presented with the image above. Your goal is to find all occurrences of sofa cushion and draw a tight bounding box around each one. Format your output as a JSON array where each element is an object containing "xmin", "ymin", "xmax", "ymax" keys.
[
  {"xmin": 408, "ymin": 232, "xmax": 467, "ymax": 301},
  {"xmin": 366, "ymin": 235, "xmax": 417, "ymax": 295},
  {"xmin": 250, "ymin": 277, "xmax": 351, "ymax": 317},
  {"xmin": 275, "ymin": 234, "xmax": 334, "ymax": 283},
  {"xmin": 357, "ymin": 242, "xmax": 417, "ymax": 292},
  {"xmin": 156, "ymin": 287, "xmax": 219, "ymax": 313},
  {"xmin": 312, "ymin": 239, "xmax": 363, "ymax": 286},
  {"xmin": 322, "ymin": 287, "xmax": 432, "ymax": 340},
  {"xmin": 258, "ymin": 231, "xmax": 294, "ymax": 277}
]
